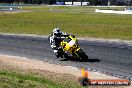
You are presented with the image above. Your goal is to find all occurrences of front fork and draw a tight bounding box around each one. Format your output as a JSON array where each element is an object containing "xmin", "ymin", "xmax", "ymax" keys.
[{"xmin": 72, "ymin": 47, "xmax": 81, "ymax": 58}]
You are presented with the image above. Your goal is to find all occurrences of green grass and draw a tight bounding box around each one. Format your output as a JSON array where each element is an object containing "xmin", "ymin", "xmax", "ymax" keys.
[
  {"xmin": 0, "ymin": 6, "xmax": 132, "ymax": 40},
  {"xmin": 0, "ymin": 70, "xmax": 83, "ymax": 88}
]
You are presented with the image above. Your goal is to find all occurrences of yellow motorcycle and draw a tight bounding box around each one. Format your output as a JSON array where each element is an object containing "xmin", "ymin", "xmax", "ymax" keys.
[{"xmin": 60, "ymin": 35, "xmax": 88, "ymax": 61}]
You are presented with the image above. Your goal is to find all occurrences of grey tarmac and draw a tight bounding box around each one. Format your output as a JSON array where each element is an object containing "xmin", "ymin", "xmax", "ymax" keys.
[{"xmin": 0, "ymin": 33, "xmax": 131, "ymax": 80}]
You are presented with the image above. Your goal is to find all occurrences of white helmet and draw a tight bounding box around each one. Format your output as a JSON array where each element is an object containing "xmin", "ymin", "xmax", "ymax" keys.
[{"xmin": 53, "ymin": 28, "xmax": 62, "ymax": 36}]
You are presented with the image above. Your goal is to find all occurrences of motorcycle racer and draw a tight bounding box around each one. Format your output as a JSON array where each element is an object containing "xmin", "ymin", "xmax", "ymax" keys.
[{"xmin": 49, "ymin": 28, "xmax": 69, "ymax": 58}]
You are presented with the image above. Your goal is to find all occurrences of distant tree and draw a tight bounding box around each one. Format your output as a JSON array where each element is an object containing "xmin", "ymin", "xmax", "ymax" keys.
[
  {"xmin": 27, "ymin": 0, "xmax": 32, "ymax": 4},
  {"xmin": 88, "ymin": 0, "xmax": 98, "ymax": 5},
  {"xmin": 0, "ymin": 0, "xmax": 5, "ymax": 3},
  {"xmin": 0, "ymin": 0, "xmax": 14, "ymax": 3},
  {"xmin": 47, "ymin": 0, "xmax": 56, "ymax": 5},
  {"xmin": 128, "ymin": 0, "xmax": 132, "ymax": 6},
  {"xmin": 9, "ymin": 0, "xmax": 14, "ymax": 3},
  {"xmin": 14, "ymin": 0, "xmax": 19, "ymax": 3},
  {"xmin": 36, "ymin": 0, "xmax": 42, "ymax": 4},
  {"xmin": 130, "ymin": 0, "xmax": 132, "ymax": 6},
  {"xmin": 31, "ymin": 0, "xmax": 36, "ymax": 4},
  {"xmin": 41, "ymin": 0, "xmax": 47, "ymax": 4},
  {"xmin": 110, "ymin": 0, "xmax": 117, "ymax": 5},
  {"xmin": 19, "ymin": 0, "xmax": 24, "ymax": 3},
  {"xmin": 22, "ymin": 0, "xmax": 28, "ymax": 3}
]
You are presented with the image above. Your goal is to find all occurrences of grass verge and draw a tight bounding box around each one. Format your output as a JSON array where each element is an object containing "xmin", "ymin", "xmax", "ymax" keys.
[
  {"xmin": 0, "ymin": 69, "xmax": 83, "ymax": 88},
  {"xmin": 0, "ymin": 6, "xmax": 132, "ymax": 40},
  {"xmin": 0, "ymin": 70, "xmax": 61, "ymax": 88}
]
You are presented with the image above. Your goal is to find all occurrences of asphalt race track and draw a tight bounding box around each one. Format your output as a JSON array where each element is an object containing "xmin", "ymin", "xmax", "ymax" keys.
[{"xmin": 0, "ymin": 34, "xmax": 132, "ymax": 80}]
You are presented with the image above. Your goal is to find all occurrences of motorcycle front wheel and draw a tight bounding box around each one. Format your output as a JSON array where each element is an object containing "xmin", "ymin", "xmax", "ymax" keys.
[{"xmin": 76, "ymin": 49, "xmax": 88, "ymax": 62}]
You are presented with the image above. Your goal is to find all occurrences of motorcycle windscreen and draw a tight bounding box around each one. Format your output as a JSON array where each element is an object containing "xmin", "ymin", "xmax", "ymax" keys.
[
  {"xmin": 68, "ymin": 40, "xmax": 75, "ymax": 46},
  {"xmin": 63, "ymin": 37, "xmax": 71, "ymax": 43},
  {"xmin": 63, "ymin": 41, "xmax": 75, "ymax": 51}
]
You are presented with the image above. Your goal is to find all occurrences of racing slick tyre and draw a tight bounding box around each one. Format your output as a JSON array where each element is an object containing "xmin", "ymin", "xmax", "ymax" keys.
[{"xmin": 76, "ymin": 49, "xmax": 88, "ymax": 62}]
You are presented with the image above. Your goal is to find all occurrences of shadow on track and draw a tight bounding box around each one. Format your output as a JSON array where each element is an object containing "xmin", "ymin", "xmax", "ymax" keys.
[
  {"xmin": 60, "ymin": 57, "xmax": 101, "ymax": 63},
  {"xmin": 83, "ymin": 58, "xmax": 101, "ymax": 63}
]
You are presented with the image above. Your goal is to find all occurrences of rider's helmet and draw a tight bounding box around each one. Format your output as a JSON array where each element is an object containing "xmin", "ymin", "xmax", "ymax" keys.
[{"xmin": 53, "ymin": 28, "xmax": 63, "ymax": 36}]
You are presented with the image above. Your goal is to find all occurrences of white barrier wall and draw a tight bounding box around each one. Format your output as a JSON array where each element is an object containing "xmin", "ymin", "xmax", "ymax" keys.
[
  {"xmin": 95, "ymin": 9, "xmax": 132, "ymax": 14},
  {"xmin": 65, "ymin": 2, "xmax": 89, "ymax": 5}
]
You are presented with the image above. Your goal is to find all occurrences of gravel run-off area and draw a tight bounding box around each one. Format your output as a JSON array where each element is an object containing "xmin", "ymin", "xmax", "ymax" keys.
[{"xmin": 0, "ymin": 54, "xmax": 131, "ymax": 88}]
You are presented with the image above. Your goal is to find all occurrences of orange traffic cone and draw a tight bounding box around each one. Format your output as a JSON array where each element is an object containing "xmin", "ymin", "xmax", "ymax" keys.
[
  {"xmin": 79, "ymin": 67, "xmax": 91, "ymax": 86},
  {"xmin": 81, "ymin": 67, "xmax": 89, "ymax": 77}
]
